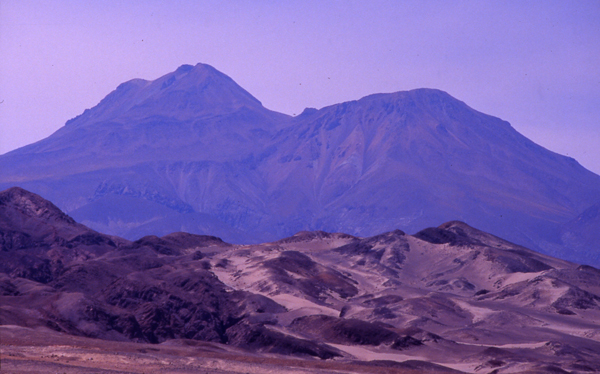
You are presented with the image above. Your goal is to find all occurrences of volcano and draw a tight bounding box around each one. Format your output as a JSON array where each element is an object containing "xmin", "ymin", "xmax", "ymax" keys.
[{"xmin": 1, "ymin": 63, "xmax": 599, "ymax": 265}]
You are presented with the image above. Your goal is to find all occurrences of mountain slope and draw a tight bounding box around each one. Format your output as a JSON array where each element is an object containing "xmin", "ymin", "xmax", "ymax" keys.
[
  {"xmin": 561, "ymin": 201, "xmax": 600, "ymax": 265},
  {"xmin": 0, "ymin": 63, "xmax": 599, "ymax": 265},
  {"xmin": 257, "ymin": 89, "xmax": 600, "ymax": 260},
  {"xmin": 2, "ymin": 63, "xmax": 289, "ymax": 177},
  {"xmin": 0, "ymin": 64, "xmax": 291, "ymax": 242}
]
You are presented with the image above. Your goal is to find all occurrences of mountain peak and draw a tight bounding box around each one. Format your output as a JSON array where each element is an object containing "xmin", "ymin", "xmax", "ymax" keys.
[
  {"xmin": 148, "ymin": 62, "xmax": 263, "ymax": 108},
  {"xmin": 65, "ymin": 63, "xmax": 265, "ymax": 127},
  {"xmin": 175, "ymin": 64, "xmax": 194, "ymax": 73},
  {"xmin": 0, "ymin": 187, "xmax": 75, "ymax": 225}
]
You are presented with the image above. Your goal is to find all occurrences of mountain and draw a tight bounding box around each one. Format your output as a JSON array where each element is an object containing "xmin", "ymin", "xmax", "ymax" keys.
[
  {"xmin": 561, "ymin": 201, "xmax": 600, "ymax": 265},
  {"xmin": 2, "ymin": 188, "xmax": 600, "ymax": 373},
  {"xmin": 1, "ymin": 63, "xmax": 599, "ymax": 265},
  {"xmin": 256, "ymin": 89, "xmax": 600, "ymax": 261},
  {"xmin": 0, "ymin": 63, "xmax": 290, "ymax": 244}
]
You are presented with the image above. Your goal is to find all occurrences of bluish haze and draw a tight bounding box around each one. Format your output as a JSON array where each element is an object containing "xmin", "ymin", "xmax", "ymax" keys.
[{"xmin": 1, "ymin": 1, "xmax": 599, "ymax": 173}]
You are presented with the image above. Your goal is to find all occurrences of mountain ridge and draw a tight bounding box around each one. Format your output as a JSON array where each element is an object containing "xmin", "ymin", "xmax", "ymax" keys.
[
  {"xmin": 0, "ymin": 63, "xmax": 598, "ymax": 266},
  {"xmin": 64, "ymin": 63, "xmax": 269, "ymax": 128}
]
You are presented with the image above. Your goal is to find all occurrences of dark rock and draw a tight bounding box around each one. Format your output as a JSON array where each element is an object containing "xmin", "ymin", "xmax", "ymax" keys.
[
  {"xmin": 390, "ymin": 335, "xmax": 423, "ymax": 350},
  {"xmin": 0, "ymin": 277, "xmax": 19, "ymax": 296},
  {"xmin": 414, "ymin": 227, "xmax": 476, "ymax": 246},
  {"xmin": 372, "ymin": 307, "xmax": 397, "ymax": 319},
  {"xmin": 358, "ymin": 359, "xmax": 464, "ymax": 373},
  {"xmin": 263, "ymin": 251, "xmax": 358, "ymax": 299},
  {"xmin": 290, "ymin": 315, "xmax": 398, "ymax": 346},
  {"xmin": 226, "ymin": 321, "xmax": 341, "ymax": 359}
]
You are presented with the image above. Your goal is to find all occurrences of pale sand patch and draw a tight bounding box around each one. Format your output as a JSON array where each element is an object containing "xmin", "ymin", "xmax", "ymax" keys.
[
  {"xmin": 271, "ymin": 294, "xmax": 340, "ymax": 316},
  {"xmin": 456, "ymin": 340, "xmax": 548, "ymax": 349},
  {"xmin": 501, "ymin": 271, "xmax": 546, "ymax": 286},
  {"xmin": 452, "ymin": 299, "xmax": 494, "ymax": 323},
  {"xmin": 327, "ymin": 343, "xmax": 483, "ymax": 373},
  {"xmin": 328, "ymin": 343, "xmax": 415, "ymax": 362}
]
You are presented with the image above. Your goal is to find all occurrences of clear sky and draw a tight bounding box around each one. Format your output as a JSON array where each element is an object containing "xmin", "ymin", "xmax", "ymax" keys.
[{"xmin": 1, "ymin": 1, "xmax": 599, "ymax": 174}]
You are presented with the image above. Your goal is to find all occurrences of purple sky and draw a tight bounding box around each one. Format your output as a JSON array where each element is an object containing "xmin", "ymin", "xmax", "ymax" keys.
[{"xmin": 1, "ymin": 1, "xmax": 599, "ymax": 173}]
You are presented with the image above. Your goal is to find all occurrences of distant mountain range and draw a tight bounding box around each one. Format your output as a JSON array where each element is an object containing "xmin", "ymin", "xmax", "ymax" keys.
[
  {"xmin": 1, "ymin": 63, "xmax": 599, "ymax": 265},
  {"xmin": 2, "ymin": 187, "xmax": 600, "ymax": 373}
]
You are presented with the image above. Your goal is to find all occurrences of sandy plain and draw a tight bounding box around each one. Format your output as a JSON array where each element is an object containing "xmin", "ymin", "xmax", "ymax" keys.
[{"xmin": 0, "ymin": 325, "xmax": 454, "ymax": 374}]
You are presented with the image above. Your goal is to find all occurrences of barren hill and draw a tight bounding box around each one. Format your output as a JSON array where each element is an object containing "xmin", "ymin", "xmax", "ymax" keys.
[{"xmin": 2, "ymin": 187, "xmax": 600, "ymax": 373}]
